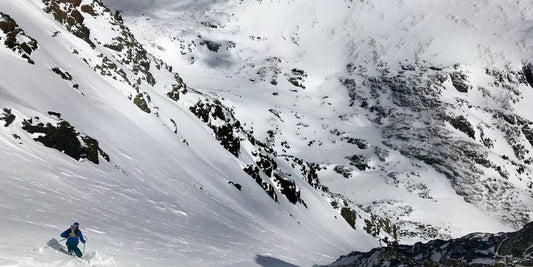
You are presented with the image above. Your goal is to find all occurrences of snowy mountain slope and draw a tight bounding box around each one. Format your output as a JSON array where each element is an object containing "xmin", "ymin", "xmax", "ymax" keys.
[
  {"xmin": 0, "ymin": 0, "xmax": 383, "ymax": 266},
  {"xmin": 1, "ymin": 0, "xmax": 532, "ymax": 265},
  {"xmin": 111, "ymin": 0, "xmax": 533, "ymax": 244}
]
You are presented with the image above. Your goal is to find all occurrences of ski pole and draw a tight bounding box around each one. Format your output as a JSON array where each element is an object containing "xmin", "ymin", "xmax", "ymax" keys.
[{"xmin": 83, "ymin": 236, "xmax": 88, "ymax": 255}]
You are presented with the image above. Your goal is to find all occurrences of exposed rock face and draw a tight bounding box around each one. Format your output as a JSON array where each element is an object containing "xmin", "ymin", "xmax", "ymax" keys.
[
  {"xmin": 188, "ymin": 99, "xmax": 308, "ymax": 206},
  {"xmin": 186, "ymin": 97, "xmax": 403, "ymax": 239},
  {"xmin": 524, "ymin": 63, "xmax": 533, "ymax": 88},
  {"xmin": 0, "ymin": 108, "xmax": 16, "ymax": 127},
  {"xmin": 167, "ymin": 74, "xmax": 187, "ymax": 101},
  {"xmin": 447, "ymin": 115, "xmax": 475, "ymax": 139},
  {"xmin": 328, "ymin": 221, "xmax": 533, "ymax": 267},
  {"xmin": 42, "ymin": 0, "xmax": 95, "ymax": 48},
  {"xmin": 40, "ymin": 0, "xmax": 187, "ymax": 114},
  {"xmin": 343, "ymin": 62, "xmax": 533, "ymax": 230},
  {"xmin": 0, "ymin": 12, "xmax": 38, "ymax": 64},
  {"xmin": 21, "ymin": 114, "xmax": 110, "ymax": 164},
  {"xmin": 287, "ymin": 68, "xmax": 307, "ymax": 89},
  {"xmin": 450, "ymin": 71, "xmax": 472, "ymax": 93},
  {"xmin": 189, "ymin": 100, "xmax": 241, "ymax": 156},
  {"xmin": 51, "ymin": 67, "xmax": 73, "ymax": 80},
  {"xmin": 200, "ymin": 39, "xmax": 221, "ymax": 52},
  {"xmin": 133, "ymin": 93, "xmax": 151, "ymax": 113}
]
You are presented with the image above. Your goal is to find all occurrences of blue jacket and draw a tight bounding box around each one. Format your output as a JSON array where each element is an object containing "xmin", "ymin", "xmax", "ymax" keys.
[{"xmin": 60, "ymin": 227, "xmax": 85, "ymax": 244}]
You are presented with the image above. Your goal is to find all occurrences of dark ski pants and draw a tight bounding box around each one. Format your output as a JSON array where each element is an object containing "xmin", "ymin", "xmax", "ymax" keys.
[{"xmin": 66, "ymin": 241, "xmax": 82, "ymax": 257}]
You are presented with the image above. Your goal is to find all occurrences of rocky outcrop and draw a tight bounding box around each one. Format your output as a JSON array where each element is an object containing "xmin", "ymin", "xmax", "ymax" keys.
[
  {"xmin": 133, "ymin": 93, "xmax": 151, "ymax": 113},
  {"xmin": 188, "ymin": 98, "xmax": 308, "ymax": 206},
  {"xmin": 0, "ymin": 12, "xmax": 38, "ymax": 64},
  {"xmin": 447, "ymin": 115, "xmax": 475, "ymax": 139},
  {"xmin": 524, "ymin": 63, "xmax": 533, "ymax": 88},
  {"xmin": 328, "ymin": 221, "xmax": 533, "ymax": 267},
  {"xmin": 287, "ymin": 68, "xmax": 307, "ymax": 89},
  {"xmin": 166, "ymin": 73, "xmax": 187, "ymax": 101},
  {"xmin": 51, "ymin": 67, "xmax": 73, "ymax": 80},
  {"xmin": 0, "ymin": 108, "xmax": 16, "ymax": 127},
  {"xmin": 199, "ymin": 39, "xmax": 221, "ymax": 52},
  {"xmin": 189, "ymin": 100, "xmax": 241, "ymax": 156},
  {"xmin": 343, "ymin": 62, "xmax": 533, "ymax": 230},
  {"xmin": 450, "ymin": 71, "xmax": 471, "ymax": 93},
  {"xmin": 21, "ymin": 114, "xmax": 110, "ymax": 164},
  {"xmin": 41, "ymin": 0, "xmax": 189, "ymax": 115},
  {"xmin": 42, "ymin": 0, "xmax": 95, "ymax": 48}
]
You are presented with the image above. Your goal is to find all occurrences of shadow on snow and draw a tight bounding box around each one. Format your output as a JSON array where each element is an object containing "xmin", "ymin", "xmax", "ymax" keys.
[
  {"xmin": 255, "ymin": 254, "xmax": 299, "ymax": 267},
  {"xmin": 46, "ymin": 238, "xmax": 68, "ymax": 255}
]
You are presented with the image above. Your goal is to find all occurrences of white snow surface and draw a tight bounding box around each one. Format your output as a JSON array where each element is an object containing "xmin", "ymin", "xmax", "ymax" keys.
[
  {"xmin": 1, "ymin": 0, "xmax": 532, "ymax": 266},
  {"xmin": 0, "ymin": 0, "xmax": 379, "ymax": 266},
  {"xmin": 113, "ymin": 0, "xmax": 532, "ymax": 235}
]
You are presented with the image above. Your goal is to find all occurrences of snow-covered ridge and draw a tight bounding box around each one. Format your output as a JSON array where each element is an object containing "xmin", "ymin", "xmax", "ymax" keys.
[
  {"xmin": 113, "ymin": 0, "xmax": 533, "ymax": 243},
  {"xmin": 327, "ymin": 220, "xmax": 533, "ymax": 266},
  {"xmin": 0, "ymin": 0, "xmax": 383, "ymax": 266},
  {"xmin": 1, "ymin": 0, "xmax": 532, "ymax": 266}
]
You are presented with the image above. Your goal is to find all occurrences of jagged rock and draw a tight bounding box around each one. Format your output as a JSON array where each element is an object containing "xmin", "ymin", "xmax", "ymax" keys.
[
  {"xmin": 133, "ymin": 93, "xmax": 151, "ymax": 113},
  {"xmin": 346, "ymin": 154, "xmax": 370, "ymax": 171},
  {"xmin": 103, "ymin": 42, "xmax": 124, "ymax": 52},
  {"xmin": 343, "ymin": 63, "xmax": 532, "ymax": 229},
  {"xmin": 21, "ymin": 116, "xmax": 109, "ymax": 164},
  {"xmin": 288, "ymin": 68, "xmax": 307, "ymax": 89},
  {"xmin": 80, "ymin": 5, "xmax": 96, "ymax": 16},
  {"xmin": 188, "ymin": 98, "xmax": 313, "ymax": 206},
  {"xmin": 342, "ymin": 137, "xmax": 368, "ymax": 149},
  {"xmin": 253, "ymin": 152, "xmax": 305, "ymax": 206},
  {"xmin": 42, "ymin": 0, "xmax": 95, "ymax": 48},
  {"xmin": 47, "ymin": 111, "xmax": 61, "ymax": 118},
  {"xmin": 450, "ymin": 72, "xmax": 472, "ymax": 93},
  {"xmin": 327, "ymin": 221, "xmax": 533, "ymax": 267},
  {"xmin": 228, "ymin": 181, "xmax": 242, "ymax": 191},
  {"xmin": 199, "ymin": 40, "xmax": 221, "ymax": 52},
  {"xmin": 340, "ymin": 207, "xmax": 357, "ymax": 229},
  {"xmin": 51, "ymin": 67, "xmax": 73, "ymax": 80},
  {"xmin": 0, "ymin": 12, "xmax": 38, "ymax": 64},
  {"xmin": 375, "ymin": 147, "xmax": 390, "ymax": 162},
  {"xmin": 243, "ymin": 165, "xmax": 278, "ymax": 202},
  {"xmin": 523, "ymin": 63, "xmax": 533, "ymax": 88},
  {"xmin": 166, "ymin": 74, "xmax": 187, "ymax": 101},
  {"xmin": 522, "ymin": 126, "xmax": 533, "ymax": 147},
  {"xmin": 256, "ymin": 153, "xmax": 277, "ymax": 176},
  {"xmin": 43, "ymin": 0, "xmax": 165, "ymax": 117},
  {"xmin": 273, "ymin": 173, "xmax": 302, "ymax": 205},
  {"xmin": 0, "ymin": 108, "xmax": 16, "ymax": 127},
  {"xmin": 334, "ymin": 165, "xmax": 352, "ymax": 178},
  {"xmin": 189, "ymin": 100, "xmax": 240, "ymax": 156},
  {"xmin": 447, "ymin": 115, "xmax": 475, "ymax": 139},
  {"xmin": 363, "ymin": 214, "xmax": 399, "ymax": 246}
]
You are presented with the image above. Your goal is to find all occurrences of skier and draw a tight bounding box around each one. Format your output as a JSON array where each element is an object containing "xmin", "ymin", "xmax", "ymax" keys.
[{"xmin": 60, "ymin": 222, "xmax": 86, "ymax": 257}]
